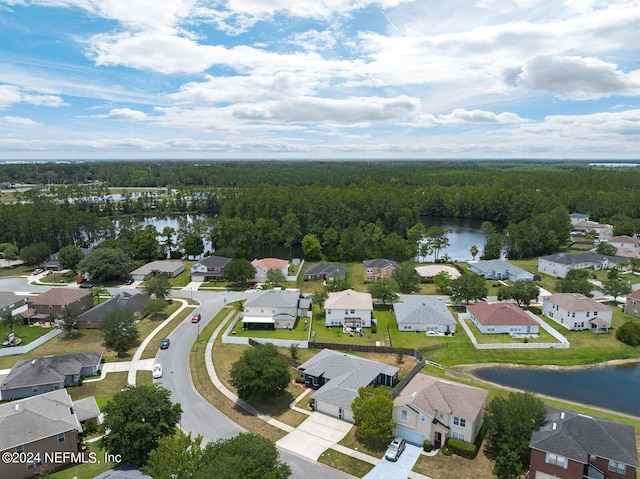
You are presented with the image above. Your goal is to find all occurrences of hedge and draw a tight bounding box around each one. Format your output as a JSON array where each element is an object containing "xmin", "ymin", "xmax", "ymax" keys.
[{"xmin": 445, "ymin": 438, "xmax": 476, "ymax": 459}]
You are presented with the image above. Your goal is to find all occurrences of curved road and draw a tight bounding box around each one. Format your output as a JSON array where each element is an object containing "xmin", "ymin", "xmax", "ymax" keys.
[{"xmin": 157, "ymin": 290, "xmax": 352, "ymax": 479}]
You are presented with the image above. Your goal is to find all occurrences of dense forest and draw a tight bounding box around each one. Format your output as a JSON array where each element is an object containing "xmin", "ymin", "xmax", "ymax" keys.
[{"xmin": 0, "ymin": 160, "xmax": 639, "ymax": 262}]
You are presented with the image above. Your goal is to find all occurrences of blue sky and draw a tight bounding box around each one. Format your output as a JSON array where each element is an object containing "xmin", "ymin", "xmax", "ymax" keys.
[{"xmin": 1, "ymin": 0, "xmax": 640, "ymax": 160}]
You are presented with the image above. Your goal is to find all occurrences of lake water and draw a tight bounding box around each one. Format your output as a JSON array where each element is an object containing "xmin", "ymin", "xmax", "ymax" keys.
[{"xmin": 473, "ymin": 363, "xmax": 640, "ymax": 416}]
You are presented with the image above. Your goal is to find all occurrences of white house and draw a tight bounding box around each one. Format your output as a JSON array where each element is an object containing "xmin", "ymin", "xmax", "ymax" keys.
[
  {"xmin": 537, "ymin": 252, "xmax": 622, "ymax": 278},
  {"xmin": 324, "ymin": 289, "xmax": 373, "ymax": 328},
  {"xmin": 542, "ymin": 293, "xmax": 612, "ymax": 333},
  {"xmin": 393, "ymin": 373, "xmax": 488, "ymax": 448},
  {"xmin": 130, "ymin": 261, "xmax": 185, "ymax": 281},
  {"xmin": 467, "ymin": 260, "xmax": 535, "ymax": 281},
  {"xmin": 466, "ymin": 301, "xmax": 539, "ymax": 335},
  {"xmin": 393, "ymin": 295, "xmax": 456, "ymax": 334},
  {"xmin": 241, "ymin": 289, "xmax": 310, "ymax": 330},
  {"xmin": 251, "ymin": 258, "xmax": 289, "ymax": 283}
]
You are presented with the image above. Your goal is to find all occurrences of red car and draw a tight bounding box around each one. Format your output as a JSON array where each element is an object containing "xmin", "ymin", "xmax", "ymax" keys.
[
  {"xmin": 77, "ymin": 277, "xmax": 87, "ymax": 284},
  {"xmin": 191, "ymin": 314, "xmax": 201, "ymax": 323}
]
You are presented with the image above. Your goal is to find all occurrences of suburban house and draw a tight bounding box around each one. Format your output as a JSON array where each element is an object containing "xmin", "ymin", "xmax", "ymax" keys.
[
  {"xmin": 324, "ymin": 289, "xmax": 373, "ymax": 328},
  {"xmin": 537, "ymin": 252, "xmax": 624, "ymax": 278},
  {"xmin": 298, "ymin": 349, "xmax": 398, "ymax": 423},
  {"xmin": 22, "ymin": 288, "xmax": 94, "ymax": 325},
  {"xmin": 542, "ymin": 293, "xmax": 612, "ymax": 333},
  {"xmin": 624, "ymin": 289, "xmax": 640, "ymax": 318},
  {"xmin": 130, "ymin": 260, "xmax": 185, "ymax": 281},
  {"xmin": 466, "ymin": 302, "xmax": 540, "ymax": 335},
  {"xmin": 251, "ymin": 258, "xmax": 289, "ymax": 283},
  {"xmin": 0, "ymin": 291, "xmax": 27, "ymax": 315},
  {"xmin": 75, "ymin": 292, "xmax": 150, "ymax": 329},
  {"xmin": 189, "ymin": 255, "xmax": 232, "ymax": 282},
  {"xmin": 572, "ymin": 220, "xmax": 614, "ymax": 240},
  {"xmin": 529, "ymin": 405, "xmax": 638, "ymax": 479},
  {"xmin": 467, "ymin": 260, "xmax": 535, "ymax": 281},
  {"xmin": 303, "ymin": 263, "xmax": 346, "ymax": 281},
  {"xmin": 393, "ymin": 373, "xmax": 488, "ymax": 448},
  {"xmin": 604, "ymin": 235, "xmax": 640, "ymax": 258},
  {"xmin": 569, "ymin": 213, "xmax": 590, "ymax": 225},
  {"xmin": 415, "ymin": 265, "xmax": 461, "ymax": 281},
  {"xmin": 71, "ymin": 396, "xmax": 101, "ymax": 427},
  {"xmin": 241, "ymin": 289, "xmax": 310, "ymax": 330},
  {"xmin": 0, "ymin": 389, "xmax": 100, "ymax": 479},
  {"xmin": 363, "ymin": 258, "xmax": 398, "ymax": 281},
  {"xmin": 0, "ymin": 352, "xmax": 102, "ymax": 400},
  {"xmin": 393, "ymin": 295, "xmax": 456, "ymax": 334},
  {"xmin": 45, "ymin": 248, "xmax": 90, "ymax": 272}
]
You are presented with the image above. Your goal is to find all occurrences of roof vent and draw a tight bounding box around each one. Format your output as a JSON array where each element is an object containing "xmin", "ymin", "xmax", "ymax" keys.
[
  {"xmin": 14, "ymin": 404, "xmax": 19, "ymax": 411},
  {"xmin": 411, "ymin": 391, "xmax": 417, "ymax": 398},
  {"xmin": 31, "ymin": 359, "xmax": 36, "ymax": 365},
  {"xmin": 560, "ymin": 412, "xmax": 565, "ymax": 420},
  {"xmin": 552, "ymin": 422, "xmax": 557, "ymax": 430}
]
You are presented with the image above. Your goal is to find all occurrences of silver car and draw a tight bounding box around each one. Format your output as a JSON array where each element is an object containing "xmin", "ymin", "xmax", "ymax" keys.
[
  {"xmin": 152, "ymin": 364, "xmax": 163, "ymax": 379},
  {"xmin": 385, "ymin": 437, "xmax": 406, "ymax": 462}
]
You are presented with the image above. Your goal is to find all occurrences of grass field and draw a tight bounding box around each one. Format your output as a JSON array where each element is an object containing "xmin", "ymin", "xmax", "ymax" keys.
[
  {"xmin": 68, "ymin": 371, "xmax": 129, "ymax": 410},
  {"xmin": 48, "ymin": 442, "xmax": 116, "ymax": 479},
  {"xmin": 0, "ymin": 323, "xmax": 53, "ymax": 346}
]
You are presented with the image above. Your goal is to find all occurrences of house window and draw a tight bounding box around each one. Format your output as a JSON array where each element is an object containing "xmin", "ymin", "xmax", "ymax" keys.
[
  {"xmin": 453, "ymin": 417, "xmax": 466, "ymax": 428},
  {"xmin": 32, "ymin": 386, "xmax": 38, "ymax": 393},
  {"xmin": 345, "ymin": 310, "xmax": 349, "ymax": 314},
  {"xmin": 594, "ymin": 311, "xmax": 598, "ymax": 316},
  {"xmin": 586, "ymin": 312, "xmax": 590, "ymax": 317},
  {"xmin": 420, "ymin": 415, "xmax": 426, "ymax": 423},
  {"xmin": 571, "ymin": 312, "xmax": 575, "ymax": 318},
  {"xmin": 589, "ymin": 454, "xmax": 596, "ymax": 462},
  {"xmin": 57, "ymin": 433, "xmax": 65, "ymax": 443},
  {"xmin": 452, "ymin": 432, "xmax": 465, "ymax": 441},
  {"xmin": 327, "ymin": 310, "xmax": 331, "ymax": 315},
  {"xmin": 546, "ymin": 452, "xmax": 568, "ymax": 469},
  {"xmin": 350, "ymin": 309, "xmax": 355, "ymax": 314},
  {"xmin": 608, "ymin": 460, "xmax": 626, "ymax": 474},
  {"xmin": 439, "ymin": 412, "xmax": 444, "ymax": 420},
  {"xmin": 400, "ymin": 410, "xmax": 408, "ymax": 421}
]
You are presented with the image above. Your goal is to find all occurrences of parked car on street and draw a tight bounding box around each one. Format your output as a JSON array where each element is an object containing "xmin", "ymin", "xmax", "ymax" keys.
[
  {"xmin": 77, "ymin": 277, "xmax": 87, "ymax": 284},
  {"xmin": 385, "ymin": 437, "xmax": 406, "ymax": 462},
  {"xmin": 79, "ymin": 282, "xmax": 93, "ymax": 289},
  {"xmin": 192, "ymin": 313, "xmax": 201, "ymax": 323},
  {"xmin": 152, "ymin": 364, "xmax": 163, "ymax": 379},
  {"xmin": 160, "ymin": 338, "xmax": 170, "ymax": 349}
]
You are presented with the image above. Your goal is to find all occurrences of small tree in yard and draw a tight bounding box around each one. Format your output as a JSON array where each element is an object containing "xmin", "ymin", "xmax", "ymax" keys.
[
  {"xmin": 351, "ymin": 386, "xmax": 395, "ymax": 445},
  {"xmin": 145, "ymin": 298, "xmax": 166, "ymax": 319},
  {"xmin": 230, "ymin": 343, "xmax": 291, "ymax": 401},
  {"xmin": 144, "ymin": 273, "xmax": 171, "ymax": 300},
  {"xmin": 61, "ymin": 305, "xmax": 79, "ymax": 338},
  {"xmin": 101, "ymin": 309, "xmax": 139, "ymax": 357},
  {"xmin": 1, "ymin": 310, "xmax": 20, "ymax": 332},
  {"xmin": 266, "ymin": 268, "xmax": 286, "ymax": 288},
  {"xmin": 368, "ymin": 277, "xmax": 399, "ymax": 305}
]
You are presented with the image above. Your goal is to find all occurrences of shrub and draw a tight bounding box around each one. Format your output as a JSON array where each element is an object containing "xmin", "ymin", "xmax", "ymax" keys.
[
  {"xmin": 371, "ymin": 325, "xmax": 377, "ymax": 334},
  {"xmin": 294, "ymin": 376, "xmax": 305, "ymax": 384},
  {"xmin": 445, "ymin": 438, "xmax": 477, "ymax": 459},
  {"xmin": 423, "ymin": 440, "xmax": 432, "ymax": 452},
  {"xmin": 440, "ymin": 445, "xmax": 452, "ymax": 456},
  {"xmin": 616, "ymin": 321, "xmax": 640, "ymax": 346}
]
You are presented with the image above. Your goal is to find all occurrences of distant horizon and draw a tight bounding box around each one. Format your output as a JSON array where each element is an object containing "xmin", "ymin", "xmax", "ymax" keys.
[{"xmin": 2, "ymin": 2, "xmax": 640, "ymax": 160}]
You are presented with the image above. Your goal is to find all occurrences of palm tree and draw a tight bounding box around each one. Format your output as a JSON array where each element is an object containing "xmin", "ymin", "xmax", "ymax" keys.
[{"xmin": 470, "ymin": 245, "xmax": 479, "ymax": 261}]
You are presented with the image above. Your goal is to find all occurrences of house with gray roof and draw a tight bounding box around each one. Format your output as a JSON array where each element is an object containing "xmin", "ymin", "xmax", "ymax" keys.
[
  {"xmin": 0, "ymin": 352, "xmax": 102, "ymax": 400},
  {"xmin": 529, "ymin": 405, "xmax": 638, "ymax": 479},
  {"xmin": 298, "ymin": 349, "xmax": 398, "ymax": 423},
  {"xmin": 189, "ymin": 255, "xmax": 232, "ymax": 282},
  {"xmin": 624, "ymin": 289, "xmax": 640, "ymax": 319},
  {"xmin": 0, "ymin": 389, "xmax": 99, "ymax": 479},
  {"xmin": 467, "ymin": 259, "xmax": 535, "ymax": 281},
  {"xmin": 76, "ymin": 292, "xmax": 150, "ymax": 329},
  {"xmin": 0, "ymin": 291, "xmax": 27, "ymax": 315},
  {"xmin": 393, "ymin": 373, "xmax": 488, "ymax": 448},
  {"xmin": 542, "ymin": 293, "xmax": 612, "ymax": 333},
  {"xmin": 538, "ymin": 252, "xmax": 625, "ymax": 278},
  {"xmin": 393, "ymin": 295, "xmax": 456, "ymax": 334},
  {"xmin": 242, "ymin": 289, "xmax": 310, "ymax": 330},
  {"xmin": 363, "ymin": 258, "xmax": 397, "ymax": 281},
  {"xmin": 130, "ymin": 260, "xmax": 185, "ymax": 281},
  {"xmin": 303, "ymin": 263, "xmax": 346, "ymax": 281}
]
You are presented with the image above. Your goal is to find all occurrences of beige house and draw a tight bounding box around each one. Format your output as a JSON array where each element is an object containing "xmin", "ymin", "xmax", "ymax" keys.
[
  {"xmin": 624, "ymin": 289, "xmax": 640, "ymax": 318},
  {"xmin": 23, "ymin": 288, "xmax": 94, "ymax": 325},
  {"xmin": 393, "ymin": 373, "xmax": 488, "ymax": 448},
  {"xmin": 324, "ymin": 289, "xmax": 373, "ymax": 328},
  {"xmin": 542, "ymin": 293, "xmax": 612, "ymax": 333},
  {"xmin": 241, "ymin": 289, "xmax": 310, "ymax": 330},
  {"xmin": 0, "ymin": 389, "xmax": 99, "ymax": 479},
  {"xmin": 251, "ymin": 258, "xmax": 289, "ymax": 283}
]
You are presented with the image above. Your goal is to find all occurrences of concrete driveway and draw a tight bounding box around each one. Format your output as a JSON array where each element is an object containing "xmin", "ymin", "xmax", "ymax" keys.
[
  {"xmin": 276, "ymin": 412, "xmax": 353, "ymax": 461},
  {"xmin": 363, "ymin": 443, "xmax": 423, "ymax": 479}
]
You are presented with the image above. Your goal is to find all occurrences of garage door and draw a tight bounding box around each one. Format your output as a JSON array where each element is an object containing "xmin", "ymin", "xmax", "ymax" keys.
[{"xmin": 395, "ymin": 427, "xmax": 425, "ymax": 446}]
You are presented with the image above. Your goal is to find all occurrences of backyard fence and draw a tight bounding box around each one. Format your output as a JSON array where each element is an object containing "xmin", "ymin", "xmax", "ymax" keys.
[{"xmin": 0, "ymin": 328, "xmax": 62, "ymax": 357}]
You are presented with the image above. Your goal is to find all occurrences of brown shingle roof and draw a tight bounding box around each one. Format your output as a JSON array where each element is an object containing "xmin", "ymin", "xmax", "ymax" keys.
[
  {"xmin": 28, "ymin": 288, "xmax": 92, "ymax": 306},
  {"xmin": 467, "ymin": 302, "xmax": 538, "ymax": 326},
  {"xmin": 547, "ymin": 293, "xmax": 611, "ymax": 312}
]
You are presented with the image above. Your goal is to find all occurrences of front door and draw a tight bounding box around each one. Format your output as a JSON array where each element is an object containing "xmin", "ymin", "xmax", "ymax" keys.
[{"xmin": 434, "ymin": 431, "xmax": 442, "ymax": 449}]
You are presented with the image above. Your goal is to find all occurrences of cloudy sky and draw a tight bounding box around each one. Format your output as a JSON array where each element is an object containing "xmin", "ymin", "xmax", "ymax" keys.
[{"xmin": 1, "ymin": 0, "xmax": 640, "ymax": 160}]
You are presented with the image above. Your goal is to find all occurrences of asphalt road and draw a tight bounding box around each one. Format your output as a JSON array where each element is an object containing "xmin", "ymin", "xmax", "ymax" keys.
[{"xmin": 158, "ymin": 290, "xmax": 352, "ymax": 479}]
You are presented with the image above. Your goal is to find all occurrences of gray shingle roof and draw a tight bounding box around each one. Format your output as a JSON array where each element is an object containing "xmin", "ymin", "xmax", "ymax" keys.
[
  {"xmin": 304, "ymin": 263, "xmax": 346, "ymax": 278},
  {"xmin": 530, "ymin": 405, "xmax": 638, "ymax": 467},
  {"xmin": 93, "ymin": 465, "xmax": 152, "ymax": 479},
  {"xmin": 0, "ymin": 389, "xmax": 81, "ymax": 450},
  {"xmin": 363, "ymin": 258, "xmax": 398, "ymax": 269},
  {"xmin": 192, "ymin": 255, "xmax": 232, "ymax": 269},
  {"xmin": 393, "ymin": 296, "xmax": 456, "ymax": 326},
  {"xmin": 1, "ymin": 352, "xmax": 102, "ymax": 390},
  {"xmin": 244, "ymin": 289, "xmax": 301, "ymax": 309},
  {"xmin": 540, "ymin": 251, "xmax": 622, "ymax": 265},
  {"xmin": 468, "ymin": 260, "xmax": 533, "ymax": 279},
  {"xmin": 77, "ymin": 292, "xmax": 150, "ymax": 324},
  {"xmin": 72, "ymin": 396, "xmax": 101, "ymax": 423}
]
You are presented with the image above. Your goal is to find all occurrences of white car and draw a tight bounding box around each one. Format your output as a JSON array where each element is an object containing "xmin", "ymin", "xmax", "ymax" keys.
[{"xmin": 152, "ymin": 364, "xmax": 163, "ymax": 379}]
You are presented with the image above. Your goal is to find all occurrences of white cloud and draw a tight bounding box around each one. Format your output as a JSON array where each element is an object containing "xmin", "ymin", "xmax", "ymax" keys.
[
  {"xmin": 0, "ymin": 84, "xmax": 66, "ymax": 109},
  {"xmin": 436, "ymin": 109, "xmax": 529, "ymax": 124},
  {"xmin": 0, "ymin": 115, "xmax": 38, "ymax": 125},
  {"xmin": 99, "ymin": 108, "xmax": 148, "ymax": 121}
]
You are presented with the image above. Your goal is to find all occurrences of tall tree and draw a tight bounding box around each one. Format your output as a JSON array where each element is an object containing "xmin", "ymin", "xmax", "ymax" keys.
[
  {"xmin": 0, "ymin": 310, "xmax": 19, "ymax": 333},
  {"xmin": 133, "ymin": 226, "xmax": 161, "ymax": 261},
  {"xmin": 229, "ymin": 343, "xmax": 291, "ymax": 401},
  {"xmin": 58, "ymin": 245, "xmax": 84, "ymax": 271},
  {"xmin": 101, "ymin": 384, "xmax": 182, "ymax": 466},
  {"xmin": 19, "ymin": 242, "xmax": 51, "ymax": 266},
  {"xmin": 0, "ymin": 243, "xmax": 19, "ymax": 267},
  {"xmin": 481, "ymin": 233, "xmax": 503, "ymax": 260},
  {"xmin": 391, "ymin": 262, "xmax": 421, "ymax": 294},
  {"xmin": 368, "ymin": 277, "xmax": 399, "ymax": 305},
  {"xmin": 101, "ymin": 309, "xmax": 139, "ymax": 357},
  {"xmin": 351, "ymin": 386, "xmax": 395, "ymax": 445},
  {"xmin": 183, "ymin": 232, "xmax": 205, "ymax": 259},
  {"xmin": 469, "ymin": 245, "xmax": 479, "ymax": 261},
  {"xmin": 433, "ymin": 270, "xmax": 452, "ymax": 295},
  {"xmin": 301, "ymin": 234, "xmax": 322, "ymax": 260},
  {"xmin": 450, "ymin": 273, "xmax": 488, "ymax": 304},
  {"xmin": 280, "ymin": 212, "xmax": 301, "ymax": 259},
  {"xmin": 406, "ymin": 223, "xmax": 427, "ymax": 260},
  {"xmin": 61, "ymin": 305, "xmax": 79, "ymax": 338},
  {"xmin": 497, "ymin": 280, "xmax": 540, "ymax": 307},
  {"xmin": 143, "ymin": 430, "xmax": 203, "ymax": 479},
  {"xmin": 78, "ymin": 247, "xmax": 132, "ymax": 281},
  {"xmin": 224, "ymin": 258, "xmax": 256, "ymax": 284},
  {"xmin": 425, "ymin": 226, "xmax": 450, "ymax": 262},
  {"xmin": 144, "ymin": 273, "xmax": 172, "ymax": 300}
]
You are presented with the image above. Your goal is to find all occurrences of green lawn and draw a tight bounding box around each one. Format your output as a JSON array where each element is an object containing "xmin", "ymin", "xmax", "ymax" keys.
[
  {"xmin": 0, "ymin": 264, "xmax": 32, "ymax": 278},
  {"xmin": 229, "ymin": 312, "xmax": 309, "ymax": 341},
  {"xmin": 68, "ymin": 371, "xmax": 129, "ymax": 410},
  {"xmin": 0, "ymin": 323, "xmax": 53, "ymax": 346},
  {"xmin": 49, "ymin": 442, "xmax": 116, "ymax": 479}
]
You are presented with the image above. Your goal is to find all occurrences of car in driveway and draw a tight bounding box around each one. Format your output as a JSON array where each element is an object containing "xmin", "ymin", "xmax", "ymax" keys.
[
  {"xmin": 152, "ymin": 364, "xmax": 163, "ymax": 379},
  {"xmin": 191, "ymin": 313, "xmax": 201, "ymax": 323},
  {"xmin": 385, "ymin": 437, "xmax": 406, "ymax": 462},
  {"xmin": 160, "ymin": 338, "xmax": 170, "ymax": 349},
  {"xmin": 125, "ymin": 278, "xmax": 134, "ymax": 285},
  {"xmin": 79, "ymin": 282, "xmax": 93, "ymax": 289}
]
